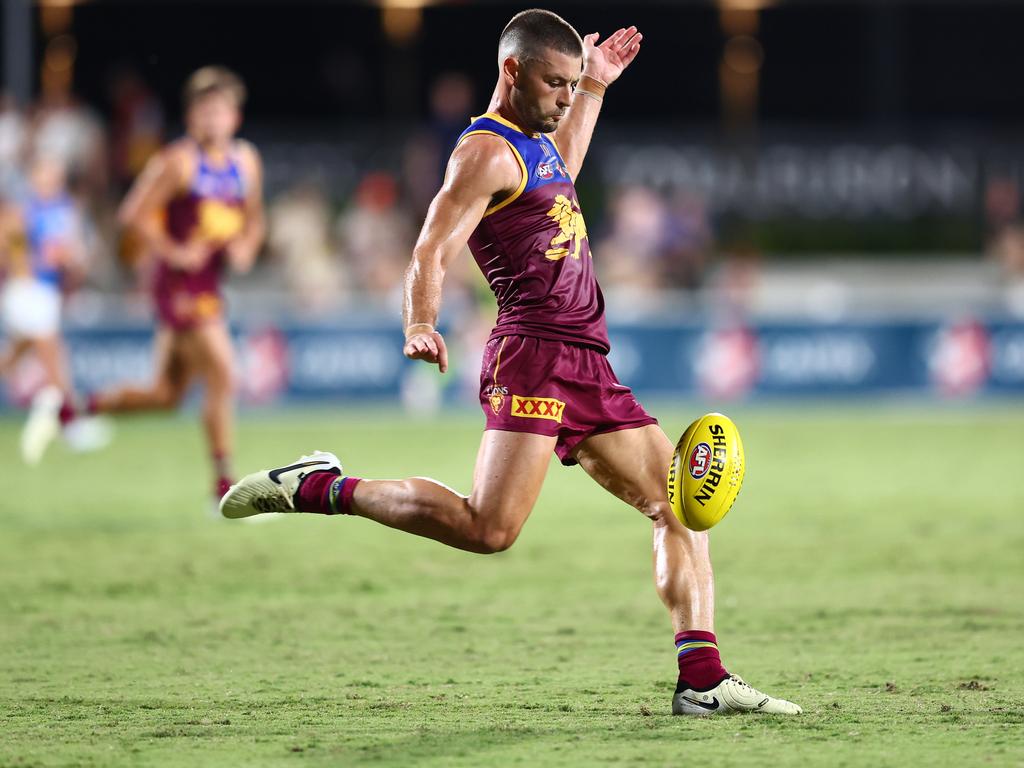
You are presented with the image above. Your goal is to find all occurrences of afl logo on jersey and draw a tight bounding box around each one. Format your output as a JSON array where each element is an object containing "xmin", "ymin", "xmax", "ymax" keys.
[{"xmin": 537, "ymin": 162, "xmax": 554, "ymax": 180}]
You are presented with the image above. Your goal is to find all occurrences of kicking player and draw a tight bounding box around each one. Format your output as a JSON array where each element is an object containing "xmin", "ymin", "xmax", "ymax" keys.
[
  {"xmin": 222, "ymin": 11, "xmax": 800, "ymax": 715},
  {"xmin": 62, "ymin": 67, "xmax": 265, "ymax": 501}
]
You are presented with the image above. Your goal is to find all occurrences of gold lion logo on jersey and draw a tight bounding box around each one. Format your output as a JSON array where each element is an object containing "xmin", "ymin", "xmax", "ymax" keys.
[
  {"xmin": 544, "ymin": 194, "xmax": 588, "ymax": 261},
  {"xmin": 197, "ymin": 200, "xmax": 245, "ymax": 241}
]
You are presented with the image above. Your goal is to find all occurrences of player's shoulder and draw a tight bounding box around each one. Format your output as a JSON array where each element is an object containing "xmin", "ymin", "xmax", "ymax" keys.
[
  {"xmin": 155, "ymin": 139, "xmax": 197, "ymax": 181},
  {"xmin": 231, "ymin": 139, "xmax": 262, "ymax": 182},
  {"xmin": 233, "ymin": 138, "xmax": 261, "ymax": 163},
  {"xmin": 162, "ymin": 138, "xmax": 194, "ymax": 161},
  {"xmin": 448, "ymin": 131, "xmax": 521, "ymax": 190}
]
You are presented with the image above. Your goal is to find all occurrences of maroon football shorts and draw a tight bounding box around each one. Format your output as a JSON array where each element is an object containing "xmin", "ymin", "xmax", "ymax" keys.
[
  {"xmin": 154, "ymin": 286, "xmax": 224, "ymax": 331},
  {"xmin": 479, "ymin": 334, "xmax": 658, "ymax": 465}
]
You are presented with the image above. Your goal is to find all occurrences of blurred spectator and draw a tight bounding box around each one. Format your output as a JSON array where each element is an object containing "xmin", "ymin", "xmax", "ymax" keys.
[
  {"xmin": 595, "ymin": 185, "xmax": 672, "ymax": 301},
  {"xmin": 709, "ymin": 242, "xmax": 761, "ymax": 320},
  {"xmin": 107, "ymin": 67, "xmax": 164, "ymax": 192},
  {"xmin": 663, "ymin": 191, "xmax": 713, "ymax": 290},
  {"xmin": 0, "ymin": 93, "xmax": 28, "ymax": 200},
  {"xmin": 429, "ymin": 73, "xmax": 474, "ymax": 171},
  {"xmin": 985, "ymin": 176, "xmax": 1024, "ymax": 277},
  {"xmin": 403, "ymin": 72, "xmax": 474, "ymax": 218},
  {"xmin": 596, "ymin": 185, "xmax": 715, "ymax": 302},
  {"xmin": 402, "ymin": 137, "xmax": 440, "ymax": 223},
  {"xmin": 268, "ymin": 179, "xmax": 344, "ymax": 311},
  {"xmin": 984, "ymin": 176, "xmax": 1024, "ymax": 315},
  {"xmin": 335, "ymin": 172, "xmax": 414, "ymax": 301},
  {"xmin": 30, "ymin": 89, "xmax": 108, "ymax": 203}
]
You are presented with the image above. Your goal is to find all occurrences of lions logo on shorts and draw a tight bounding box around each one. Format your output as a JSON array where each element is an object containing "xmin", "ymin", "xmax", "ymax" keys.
[{"xmin": 483, "ymin": 384, "xmax": 508, "ymax": 415}]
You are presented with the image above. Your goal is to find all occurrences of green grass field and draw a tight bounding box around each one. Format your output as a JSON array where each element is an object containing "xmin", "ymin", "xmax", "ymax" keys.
[{"xmin": 1, "ymin": 404, "xmax": 1022, "ymax": 767}]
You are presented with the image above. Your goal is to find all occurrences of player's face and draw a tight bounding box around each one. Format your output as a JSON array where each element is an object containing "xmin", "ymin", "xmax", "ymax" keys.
[
  {"xmin": 187, "ymin": 92, "xmax": 241, "ymax": 146},
  {"xmin": 512, "ymin": 49, "xmax": 581, "ymax": 134}
]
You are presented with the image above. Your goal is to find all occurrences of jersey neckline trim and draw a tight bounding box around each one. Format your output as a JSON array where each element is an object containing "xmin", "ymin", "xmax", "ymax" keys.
[{"xmin": 473, "ymin": 111, "xmax": 541, "ymax": 139}]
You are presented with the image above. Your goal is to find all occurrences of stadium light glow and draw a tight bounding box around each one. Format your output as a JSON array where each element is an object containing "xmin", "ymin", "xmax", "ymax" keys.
[{"xmin": 717, "ymin": 0, "xmax": 775, "ymax": 10}]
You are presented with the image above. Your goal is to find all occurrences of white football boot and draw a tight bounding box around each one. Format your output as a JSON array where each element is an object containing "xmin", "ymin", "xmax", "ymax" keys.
[
  {"xmin": 20, "ymin": 385, "xmax": 62, "ymax": 465},
  {"xmin": 63, "ymin": 415, "xmax": 113, "ymax": 454},
  {"xmin": 219, "ymin": 451, "xmax": 342, "ymax": 519},
  {"xmin": 673, "ymin": 674, "xmax": 802, "ymax": 716}
]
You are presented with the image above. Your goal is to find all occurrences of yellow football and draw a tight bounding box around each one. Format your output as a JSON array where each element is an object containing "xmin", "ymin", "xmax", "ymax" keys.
[{"xmin": 667, "ymin": 412, "xmax": 745, "ymax": 531}]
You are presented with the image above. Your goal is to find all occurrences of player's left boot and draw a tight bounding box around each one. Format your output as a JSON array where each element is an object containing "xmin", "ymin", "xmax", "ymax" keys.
[
  {"xmin": 219, "ymin": 451, "xmax": 342, "ymax": 518},
  {"xmin": 672, "ymin": 674, "xmax": 802, "ymax": 716},
  {"xmin": 21, "ymin": 385, "xmax": 62, "ymax": 465}
]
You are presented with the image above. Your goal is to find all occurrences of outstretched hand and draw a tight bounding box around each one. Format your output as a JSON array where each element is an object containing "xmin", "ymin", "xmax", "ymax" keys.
[
  {"xmin": 581, "ymin": 26, "xmax": 643, "ymax": 85},
  {"xmin": 404, "ymin": 330, "xmax": 449, "ymax": 374}
]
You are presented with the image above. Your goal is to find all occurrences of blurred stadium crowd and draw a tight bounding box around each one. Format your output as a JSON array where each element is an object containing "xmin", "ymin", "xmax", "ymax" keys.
[
  {"xmin": 6, "ymin": 57, "xmax": 1024, "ymax": 325},
  {"xmin": 0, "ymin": 66, "xmax": 726, "ymax": 324}
]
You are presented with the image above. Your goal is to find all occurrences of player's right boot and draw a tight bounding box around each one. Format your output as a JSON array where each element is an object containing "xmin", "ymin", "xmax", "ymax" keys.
[
  {"xmin": 21, "ymin": 385, "xmax": 62, "ymax": 465},
  {"xmin": 672, "ymin": 674, "xmax": 802, "ymax": 716},
  {"xmin": 219, "ymin": 451, "xmax": 342, "ymax": 519}
]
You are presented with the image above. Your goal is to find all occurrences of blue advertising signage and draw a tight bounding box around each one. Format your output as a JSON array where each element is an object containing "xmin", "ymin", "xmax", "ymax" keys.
[{"xmin": 2, "ymin": 317, "xmax": 1022, "ymax": 408}]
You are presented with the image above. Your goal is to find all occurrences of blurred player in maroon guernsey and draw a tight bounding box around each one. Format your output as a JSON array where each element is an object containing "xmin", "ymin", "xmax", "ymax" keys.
[
  {"xmin": 222, "ymin": 11, "xmax": 800, "ymax": 715},
  {"xmin": 62, "ymin": 67, "xmax": 265, "ymax": 502}
]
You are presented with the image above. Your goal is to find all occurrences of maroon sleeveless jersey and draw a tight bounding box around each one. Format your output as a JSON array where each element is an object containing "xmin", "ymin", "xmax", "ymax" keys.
[
  {"xmin": 154, "ymin": 142, "xmax": 246, "ymax": 329},
  {"xmin": 457, "ymin": 113, "xmax": 609, "ymax": 353}
]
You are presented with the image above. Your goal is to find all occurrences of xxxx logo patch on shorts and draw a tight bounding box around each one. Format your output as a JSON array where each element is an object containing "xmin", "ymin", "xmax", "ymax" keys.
[{"xmin": 511, "ymin": 396, "xmax": 566, "ymax": 423}]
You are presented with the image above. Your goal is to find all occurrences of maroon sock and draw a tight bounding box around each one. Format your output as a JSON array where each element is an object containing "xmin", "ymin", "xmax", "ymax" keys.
[
  {"xmin": 215, "ymin": 476, "xmax": 233, "ymax": 498},
  {"xmin": 294, "ymin": 471, "xmax": 360, "ymax": 515},
  {"xmin": 675, "ymin": 630, "xmax": 729, "ymax": 691},
  {"xmin": 58, "ymin": 400, "xmax": 76, "ymax": 427},
  {"xmin": 61, "ymin": 395, "xmax": 103, "ymax": 426}
]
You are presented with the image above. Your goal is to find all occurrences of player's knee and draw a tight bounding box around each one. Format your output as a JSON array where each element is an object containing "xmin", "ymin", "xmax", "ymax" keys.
[
  {"xmin": 476, "ymin": 526, "xmax": 519, "ymax": 554},
  {"xmin": 465, "ymin": 513, "xmax": 522, "ymax": 554},
  {"xmin": 154, "ymin": 383, "xmax": 185, "ymax": 410},
  {"xmin": 463, "ymin": 494, "xmax": 530, "ymax": 553},
  {"xmin": 209, "ymin": 362, "xmax": 237, "ymax": 395},
  {"xmin": 645, "ymin": 500, "xmax": 676, "ymax": 528}
]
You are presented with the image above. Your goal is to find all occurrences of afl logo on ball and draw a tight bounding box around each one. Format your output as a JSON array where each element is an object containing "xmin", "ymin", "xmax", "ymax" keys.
[{"xmin": 689, "ymin": 442, "xmax": 712, "ymax": 479}]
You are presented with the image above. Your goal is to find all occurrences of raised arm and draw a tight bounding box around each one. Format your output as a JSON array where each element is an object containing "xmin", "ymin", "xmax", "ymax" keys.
[
  {"xmin": 553, "ymin": 26, "xmax": 642, "ymax": 181},
  {"xmin": 402, "ymin": 134, "xmax": 522, "ymax": 373}
]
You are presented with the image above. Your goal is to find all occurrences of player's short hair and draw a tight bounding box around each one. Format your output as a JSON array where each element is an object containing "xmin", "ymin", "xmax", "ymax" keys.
[
  {"xmin": 498, "ymin": 9, "xmax": 583, "ymax": 65},
  {"xmin": 182, "ymin": 66, "xmax": 246, "ymax": 110}
]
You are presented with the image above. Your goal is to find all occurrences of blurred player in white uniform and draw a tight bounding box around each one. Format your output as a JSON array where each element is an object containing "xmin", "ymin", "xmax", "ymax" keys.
[{"xmin": 0, "ymin": 155, "xmax": 107, "ymax": 463}]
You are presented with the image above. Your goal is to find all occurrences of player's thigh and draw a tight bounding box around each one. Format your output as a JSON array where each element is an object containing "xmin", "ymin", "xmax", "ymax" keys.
[
  {"xmin": 1, "ymin": 336, "xmax": 33, "ymax": 369},
  {"xmin": 469, "ymin": 429, "xmax": 557, "ymax": 531},
  {"xmin": 572, "ymin": 424, "xmax": 675, "ymax": 517},
  {"xmin": 191, "ymin": 321, "xmax": 236, "ymax": 389},
  {"xmin": 29, "ymin": 335, "xmax": 71, "ymax": 391}
]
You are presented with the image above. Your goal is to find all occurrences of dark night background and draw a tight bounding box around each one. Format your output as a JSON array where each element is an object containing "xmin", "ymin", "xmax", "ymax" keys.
[{"xmin": 7, "ymin": 1, "xmax": 1024, "ymax": 130}]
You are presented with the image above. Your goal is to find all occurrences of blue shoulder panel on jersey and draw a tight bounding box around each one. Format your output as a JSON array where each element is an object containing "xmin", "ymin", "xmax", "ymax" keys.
[{"xmin": 457, "ymin": 113, "xmax": 571, "ymax": 201}]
